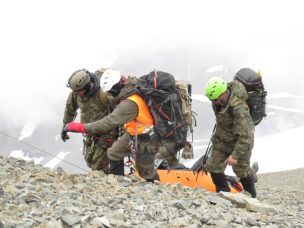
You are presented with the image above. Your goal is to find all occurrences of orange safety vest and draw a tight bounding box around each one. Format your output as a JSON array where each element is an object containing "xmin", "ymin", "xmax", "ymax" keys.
[{"xmin": 124, "ymin": 94, "xmax": 154, "ymax": 136}]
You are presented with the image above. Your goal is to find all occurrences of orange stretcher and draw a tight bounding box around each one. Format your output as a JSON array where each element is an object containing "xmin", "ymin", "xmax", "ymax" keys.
[{"xmin": 156, "ymin": 169, "xmax": 242, "ymax": 193}]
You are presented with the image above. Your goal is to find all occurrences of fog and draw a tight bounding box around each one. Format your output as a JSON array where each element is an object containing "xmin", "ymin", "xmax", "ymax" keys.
[
  {"xmin": 1, "ymin": 1, "xmax": 303, "ymax": 126},
  {"xmin": 0, "ymin": 0, "xmax": 304, "ymax": 160}
]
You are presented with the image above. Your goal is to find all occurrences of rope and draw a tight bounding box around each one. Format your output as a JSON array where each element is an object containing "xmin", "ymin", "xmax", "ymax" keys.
[{"xmin": 0, "ymin": 131, "xmax": 89, "ymax": 173}]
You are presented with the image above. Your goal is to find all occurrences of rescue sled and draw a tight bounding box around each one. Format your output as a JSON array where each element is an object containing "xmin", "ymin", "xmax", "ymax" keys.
[
  {"xmin": 156, "ymin": 169, "xmax": 242, "ymax": 193},
  {"xmin": 130, "ymin": 154, "xmax": 243, "ymax": 193}
]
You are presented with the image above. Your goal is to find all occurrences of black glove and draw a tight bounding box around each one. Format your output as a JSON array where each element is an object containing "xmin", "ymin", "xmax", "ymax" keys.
[{"xmin": 61, "ymin": 129, "xmax": 70, "ymax": 142}]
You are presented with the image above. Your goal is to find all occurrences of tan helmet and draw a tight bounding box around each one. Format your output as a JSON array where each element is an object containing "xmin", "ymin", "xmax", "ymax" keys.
[{"xmin": 67, "ymin": 69, "xmax": 90, "ymax": 91}]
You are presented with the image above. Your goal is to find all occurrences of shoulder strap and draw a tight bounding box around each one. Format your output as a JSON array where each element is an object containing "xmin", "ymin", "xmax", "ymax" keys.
[{"xmin": 99, "ymin": 90, "xmax": 114, "ymax": 114}]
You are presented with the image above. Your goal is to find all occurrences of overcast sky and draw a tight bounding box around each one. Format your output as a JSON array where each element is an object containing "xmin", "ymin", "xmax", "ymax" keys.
[{"xmin": 1, "ymin": 0, "xmax": 304, "ymax": 126}]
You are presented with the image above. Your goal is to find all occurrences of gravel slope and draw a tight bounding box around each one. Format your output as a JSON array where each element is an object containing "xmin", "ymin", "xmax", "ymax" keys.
[
  {"xmin": 256, "ymin": 168, "xmax": 304, "ymax": 227},
  {"xmin": 0, "ymin": 156, "xmax": 304, "ymax": 227},
  {"xmin": 257, "ymin": 168, "xmax": 304, "ymax": 188}
]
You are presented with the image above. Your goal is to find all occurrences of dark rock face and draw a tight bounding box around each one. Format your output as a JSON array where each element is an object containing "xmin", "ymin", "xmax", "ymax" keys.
[{"xmin": 0, "ymin": 155, "xmax": 303, "ymax": 227}]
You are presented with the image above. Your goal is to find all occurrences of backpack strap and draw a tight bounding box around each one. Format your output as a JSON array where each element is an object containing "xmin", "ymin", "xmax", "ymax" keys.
[
  {"xmin": 99, "ymin": 90, "xmax": 114, "ymax": 114},
  {"xmin": 154, "ymin": 69, "xmax": 158, "ymax": 88}
]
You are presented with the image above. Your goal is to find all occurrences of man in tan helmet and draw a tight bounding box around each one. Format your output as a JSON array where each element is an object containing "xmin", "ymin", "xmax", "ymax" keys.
[
  {"xmin": 61, "ymin": 69, "xmax": 118, "ymax": 173},
  {"xmin": 63, "ymin": 70, "xmax": 162, "ymax": 182}
]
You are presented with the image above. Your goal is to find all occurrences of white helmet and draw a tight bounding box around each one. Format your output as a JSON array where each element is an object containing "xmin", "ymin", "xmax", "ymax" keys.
[{"xmin": 100, "ymin": 69, "xmax": 121, "ymax": 92}]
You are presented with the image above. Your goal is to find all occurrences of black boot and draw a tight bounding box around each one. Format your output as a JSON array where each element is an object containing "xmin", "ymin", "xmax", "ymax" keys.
[
  {"xmin": 240, "ymin": 176, "xmax": 257, "ymax": 198},
  {"xmin": 251, "ymin": 161, "xmax": 259, "ymax": 183},
  {"xmin": 109, "ymin": 159, "xmax": 124, "ymax": 176},
  {"xmin": 146, "ymin": 173, "xmax": 160, "ymax": 183},
  {"xmin": 210, "ymin": 173, "xmax": 231, "ymax": 192}
]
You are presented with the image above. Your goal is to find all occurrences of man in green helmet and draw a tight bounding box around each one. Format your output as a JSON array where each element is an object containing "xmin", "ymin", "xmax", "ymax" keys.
[
  {"xmin": 61, "ymin": 69, "xmax": 118, "ymax": 173},
  {"xmin": 204, "ymin": 76, "xmax": 257, "ymax": 198}
]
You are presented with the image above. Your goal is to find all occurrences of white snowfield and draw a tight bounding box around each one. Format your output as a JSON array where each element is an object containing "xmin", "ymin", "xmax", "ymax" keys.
[
  {"xmin": 184, "ymin": 125, "xmax": 304, "ymax": 174},
  {"xmin": 192, "ymin": 94, "xmax": 210, "ymax": 103},
  {"xmin": 267, "ymin": 93, "xmax": 304, "ymax": 99},
  {"xmin": 267, "ymin": 105, "xmax": 304, "ymax": 113},
  {"xmin": 252, "ymin": 125, "xmax": 304, "ymax": 173}
]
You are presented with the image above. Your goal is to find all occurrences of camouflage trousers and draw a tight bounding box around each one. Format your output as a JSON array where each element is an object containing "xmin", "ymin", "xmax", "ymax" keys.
[
  {"xmin": 155, "ymin": 141, "xmax": 179, "ymax": 167},
  {"xmin": 83, "ymin": 137, "xmax": 113, "ymax": 173},
  {"xmin": 107, "ymin": 132, "xmax": 161, "ymax": 179},
  {"xmin": 205, "ymin": 138, "xmax": 253, "ymax": 178}
]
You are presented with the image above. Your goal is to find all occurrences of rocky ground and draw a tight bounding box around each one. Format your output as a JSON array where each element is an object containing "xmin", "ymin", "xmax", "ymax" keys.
[{"xmin": 0, "ymin": 155, "xmax": 303, "ymax": 227}]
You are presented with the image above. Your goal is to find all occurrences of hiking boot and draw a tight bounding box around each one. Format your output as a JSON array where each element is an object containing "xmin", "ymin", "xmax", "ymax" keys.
[
  {"xmin": 109, "ymin": 160, "xmax": 124, "ymax": 176},
  {"xmin": 154, "ymin": 159, "xmax": 170, "ymax": 170},
  {"xmin": 210, "ymin": 173, "xmax": 231, "ymax": 193},
  {"xmin": 240, "ymin": 176, "xmax": 257, "ymax": 198},
  {"xmin": 146, "ymin": 173, "xmax": 160, "ymax": 183},
  {"xmin": 251, "ymin": 161, "xmax": 259, "ymax": 183}
]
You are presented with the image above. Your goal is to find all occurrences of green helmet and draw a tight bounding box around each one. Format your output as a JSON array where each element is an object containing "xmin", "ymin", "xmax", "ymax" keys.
[
  {"xmin": 205, "ymin": 77, "xmax": 227, "ymax": 100},
  {"xmin": 67, "ymin": 69, "xmax": 90, "ymax": 91}
]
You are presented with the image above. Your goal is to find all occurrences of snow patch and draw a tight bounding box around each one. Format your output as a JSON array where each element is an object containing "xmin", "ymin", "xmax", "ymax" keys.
[
  {"xmin": 44, "ymin": 151, "xmax": 70, "ymax": 169},
  {"xmin": 268, "ymin": 92, "xmax": 304, "ymax": 99},
  {"xmin": 267, "ymin": 105, "xmax": 304, "ymax": 113},
  {"xmin": 252, "ymin": 126, "xmax": 304, "ymax": 173},
  {"xmin": 206, "ymin": 65, "xmax": 227, "ymax": 73},
  {"xmin": 192, "ymin": 94, "xmax": 210, "ymax": 103},
  {"xmin": 267, "ymin": 112, "xmax": 276, "ymax": 116},
  {"xmin": 193, "ymin": 139, "xmax": 210, "ymax": 143},
  {"xmin": 19, "ymin": 123, "xmax": 36, "ymax": 141},
  {"xmin": 193, "ymin": 145, "xmax": 208, "ymax": 150},
  {"xmin": 9, "ymin": 150, "xmax": 44, "ymax": 164},
  {"xmin": 184, "ymin": 125, "xmax": 304, "ymax": 175}
]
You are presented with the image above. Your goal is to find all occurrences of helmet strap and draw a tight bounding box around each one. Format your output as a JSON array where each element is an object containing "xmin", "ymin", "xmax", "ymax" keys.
[{"xmin": 82, "ymin": 82, "xmax": 92, "ymax": 95}]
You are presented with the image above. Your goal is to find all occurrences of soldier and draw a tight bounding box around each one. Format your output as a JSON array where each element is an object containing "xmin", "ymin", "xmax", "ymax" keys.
[
  {"xmin": 204, "ymin": 76, "xmax": 257, "ymax": 198},
  {"xmin": 61, "ymin": 69, "xmax": 118, "ymax": 173},
  {"xmin": 63, "ymin": 72, "xmax": 161, "ymax": 182}
]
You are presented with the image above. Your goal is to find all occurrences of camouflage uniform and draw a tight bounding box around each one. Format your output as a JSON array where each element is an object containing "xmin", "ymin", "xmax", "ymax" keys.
[
  {"xmin": 63, "ymin": 90, "xmax": 118, "ymax": 172},
  {"xmin": 85, "ymin": 98, "xmax": 161, "ymax": 180},
  {"xmin": 205, "ymin": 80, "xmax": 255, "ymax": 178},
  {"xmin": 155, "ymin": 141, "xmax": 180, "ymax": 167}
]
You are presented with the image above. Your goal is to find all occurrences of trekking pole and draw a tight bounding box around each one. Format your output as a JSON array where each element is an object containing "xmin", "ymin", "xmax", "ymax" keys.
[
  {"xmin": 187, "ymin": 83, "xmax": 197, "ymax": 143},
  {"xmin": 187, "ymin": 83, "xmax": 193, "ymax": 143}
]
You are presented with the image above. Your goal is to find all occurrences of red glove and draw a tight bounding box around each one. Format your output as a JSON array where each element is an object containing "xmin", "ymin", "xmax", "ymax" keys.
[{"xmin": 64, "ymin": 122, "xmax": 86, "ymax": 133}]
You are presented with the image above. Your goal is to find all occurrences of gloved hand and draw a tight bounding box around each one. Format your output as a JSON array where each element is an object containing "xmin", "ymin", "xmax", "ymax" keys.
[
  {"xmin": 64, "ymin": 122, "xmax": 86, "ymax": 133},
  {"xmin": 61, "ymin": 129, "xmax": 70, "ymax": 142},
  {"xmin": 181, "ymin": 142, "xmax": 194, "ymax": 159}
]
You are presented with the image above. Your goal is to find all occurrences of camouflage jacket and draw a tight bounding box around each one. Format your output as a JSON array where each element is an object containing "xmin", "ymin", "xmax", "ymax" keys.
[
  {"xmin": 85, "ymin": 99, "xmax": 138, "ymax": 136},
  {"xmin": 211, "ymin": 80, "xmax": 255, "ymax": 160},
  {"xmin": 63, "ymin": 90, "xmax": 118, "ymax": 139}
]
